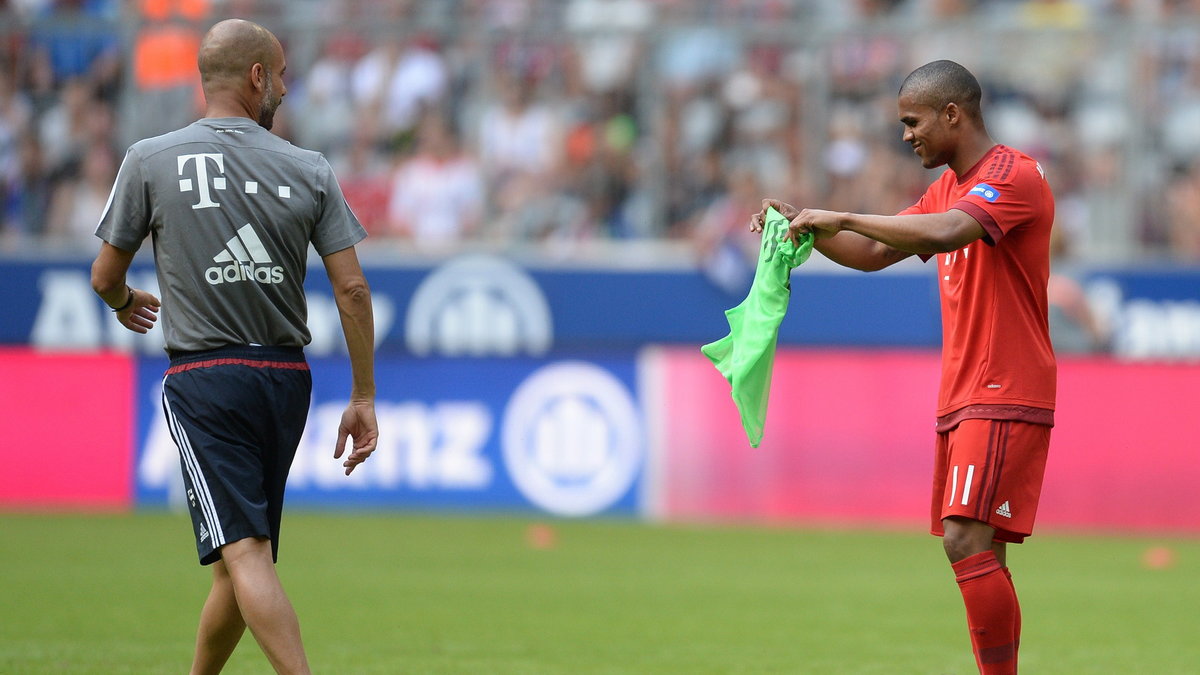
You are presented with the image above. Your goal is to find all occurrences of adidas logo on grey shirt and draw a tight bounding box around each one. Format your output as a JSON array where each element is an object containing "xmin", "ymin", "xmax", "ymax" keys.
[{"xmin": 207, "ymin": 224, "xmax": 285, "ymax": 285}]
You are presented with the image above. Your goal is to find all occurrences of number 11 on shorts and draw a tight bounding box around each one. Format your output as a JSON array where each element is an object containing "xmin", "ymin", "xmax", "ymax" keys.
[{"xmin": 948, "ymin": 464, "xmax": 976, "ymax": 507}]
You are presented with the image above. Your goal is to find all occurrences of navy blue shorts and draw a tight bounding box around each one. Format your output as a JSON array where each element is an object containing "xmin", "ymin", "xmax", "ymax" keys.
[{"xmin": 161, "ymin": 345, "xmax": 311, "ymax": 566}]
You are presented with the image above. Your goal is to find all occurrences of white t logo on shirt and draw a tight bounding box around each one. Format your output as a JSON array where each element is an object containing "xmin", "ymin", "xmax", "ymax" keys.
[{"xmin": 177, "ymin": 153, "xmax": 225, "ymax": 210}]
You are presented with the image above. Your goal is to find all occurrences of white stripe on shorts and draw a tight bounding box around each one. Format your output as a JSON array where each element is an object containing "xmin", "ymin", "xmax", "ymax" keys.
[
  {"xmin": 161, "ymin": 381, "xmax": 226, "ymax": 550},
  {"xmin": 961, "ymin": 464, "xmax": 976, "ymax": 507}
]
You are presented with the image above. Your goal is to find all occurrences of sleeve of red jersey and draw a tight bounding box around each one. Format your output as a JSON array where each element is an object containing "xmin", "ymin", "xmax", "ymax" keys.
[
  {"xmin": 896, "ymin": 193, "xmax": 929, "ymax": 218},
  {"xmin": 949, "ymin": 160, "xmax": 1045, "ymax": 246},
  {"xmin": 897, "ymin": 192, "xmax": 935, "ymax": 261}
]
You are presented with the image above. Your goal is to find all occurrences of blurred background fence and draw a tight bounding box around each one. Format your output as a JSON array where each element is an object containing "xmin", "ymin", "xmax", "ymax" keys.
[{"xmin": 2, "ymin": 0, "xmax": 1198, "ymax": 532}]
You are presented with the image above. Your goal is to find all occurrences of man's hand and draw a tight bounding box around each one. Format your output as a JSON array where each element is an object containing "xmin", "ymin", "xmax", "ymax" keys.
[
  {"xmin": 787, "ymin": 208, "xmax": 844, "ymax": 245},
  {"xmin": 115, "ymin": 288, "xmax": 161, "ymax": 334},
  {"xmin": 334, "ymin": 399, "xmax": 378, "ymax": 475},
  {"xmin": 750, "ymin": 199, "xmax": 801, "ymax": 233}
]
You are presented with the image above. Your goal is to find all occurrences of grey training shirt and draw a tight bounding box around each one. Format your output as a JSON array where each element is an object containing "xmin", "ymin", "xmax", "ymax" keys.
[{"xmin": 96, "ymin": 117, "xmax": 366, "ymax": 352}]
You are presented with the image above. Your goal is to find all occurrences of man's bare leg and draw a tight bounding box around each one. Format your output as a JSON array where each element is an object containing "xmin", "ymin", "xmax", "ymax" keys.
[
  {"xmin": 219, "ymin": 536, "xmax": 311, "ymax": 675},
  {"xmin": 190, "ymin": 559, "xmax": 247, "ymax": 675}
]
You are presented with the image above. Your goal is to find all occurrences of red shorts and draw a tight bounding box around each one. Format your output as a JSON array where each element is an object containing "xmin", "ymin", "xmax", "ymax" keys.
[{"xmin": 930, "ymin": 419, "xmax": 1051, "ymax": 544}]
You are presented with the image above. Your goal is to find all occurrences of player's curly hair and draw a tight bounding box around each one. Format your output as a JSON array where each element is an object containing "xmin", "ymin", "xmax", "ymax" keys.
[{"xmin": 899, "ymin": 60, "xmax": 982, "ymax": 118}]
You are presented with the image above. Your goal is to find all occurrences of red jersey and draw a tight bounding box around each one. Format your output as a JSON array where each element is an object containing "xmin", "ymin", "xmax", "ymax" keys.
[{"xmin": 901, "ymin": 145, "xmax": 1057, "ymax": 430}]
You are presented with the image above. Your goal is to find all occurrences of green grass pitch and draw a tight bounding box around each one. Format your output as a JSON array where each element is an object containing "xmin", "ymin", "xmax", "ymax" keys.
[{"xmin": 1, "ymin": 513, "xmax": 1197, "ymax": 674}]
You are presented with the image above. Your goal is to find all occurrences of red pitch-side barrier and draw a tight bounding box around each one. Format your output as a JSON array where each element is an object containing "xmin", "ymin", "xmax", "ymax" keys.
[
  {"xmin": 0, "ymin": 348, "xmax": 135, "ymax": 510},
  {"xmin": 653, "ymin": 347, "xmax": 1200, "ymax": 534}
]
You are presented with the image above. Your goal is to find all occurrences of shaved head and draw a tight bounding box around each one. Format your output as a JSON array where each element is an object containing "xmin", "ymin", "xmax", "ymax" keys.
[
  {"xmin": 198, "ymin": 19, "xmax": 286, "ymax": 129},
  {"xmin": 899, "ymin": 60, "xmax": 982, "ymax": 119},
  {"xmin": 198, "ymin": 19, "xmax": 280, "ymax": 91}
]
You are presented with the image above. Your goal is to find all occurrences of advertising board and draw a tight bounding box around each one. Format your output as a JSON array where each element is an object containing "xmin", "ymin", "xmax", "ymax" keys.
[
  {"xmin": 7, "ymin": 254, "xmax": 1198, "ymax": 358},
  {"xmin": 651, "ymin": 347, "xmax": 1200, "ymax": 533},
  {"xmin": 0, "ymin": 348, "xmax": 134, "ymax": 509},
  {"xmin": 133, "ymin": 354, "xmax": 647, "ymax": 517}
]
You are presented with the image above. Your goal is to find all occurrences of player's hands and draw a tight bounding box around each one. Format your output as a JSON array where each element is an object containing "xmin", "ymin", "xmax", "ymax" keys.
[
  {"xmin": 750, "ymin": 199, "xmax": 801, "ymax": 233},
  {"xmin": 787, "ymin": 208, "xmax": 843, "ymax": 245},
  {"xmin": 335, "ymin": 399, "xmax": 378, "ymax": 475},
  {"xmin": 116, "ymin": 288, "xmax": 161, "ymax": 334}
]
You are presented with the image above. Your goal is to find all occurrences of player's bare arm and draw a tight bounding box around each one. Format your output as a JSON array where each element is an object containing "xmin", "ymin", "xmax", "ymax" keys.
[
  {"xmin": 91, "ymin": 242, "xmax": 161, "ymax": 334},
  {"xmin": 752, "ymin": 199, "xmax": 913, "ymax": 272},
  {"xmin": 322, "ymin": 245, "xmax": 378, "ymax": 475},
  {"xmin": 802, "ymin": 209, "xmax": 985, "ymax": 253},
  {"xmin": 789, "ymin": 208, "xmax": 986, "ymax": 271}
]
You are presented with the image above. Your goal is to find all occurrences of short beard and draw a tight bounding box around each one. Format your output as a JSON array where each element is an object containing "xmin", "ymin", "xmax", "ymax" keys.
[{"xmin": 257, "ymin": 69, "xmax": 279, "ymax": 130}]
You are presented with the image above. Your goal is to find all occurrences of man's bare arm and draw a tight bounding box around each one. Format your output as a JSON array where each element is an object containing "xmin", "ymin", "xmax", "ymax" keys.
[
  {"xmin": 91, "ymin": 241, "xmax": 160, "ymax": 333},
  {"xmin": 322, "ymin": 246, "xmax": 377, "ymax": 475}
]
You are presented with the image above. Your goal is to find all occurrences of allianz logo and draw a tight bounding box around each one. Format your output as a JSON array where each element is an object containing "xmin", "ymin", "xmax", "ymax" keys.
[
  {"xmin": 500, "ymin": 361, "xmax": 643, "ymax": 516},
  {"xmin": 205, "ymin": 224, "xmax": 285, "ymax": 285},
  {"xmin": 406, "ymin": 254, "xmax": 553, "ymax": 357}
]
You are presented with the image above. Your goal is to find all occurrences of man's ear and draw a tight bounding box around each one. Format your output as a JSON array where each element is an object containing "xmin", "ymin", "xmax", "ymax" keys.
[
  {"xmin": 944, "ymin": 102, "xmax": 961, "ymax": 127},
  {"xmin": 250, "ymin": 62, "xmax": 265, "ymax": 92}
]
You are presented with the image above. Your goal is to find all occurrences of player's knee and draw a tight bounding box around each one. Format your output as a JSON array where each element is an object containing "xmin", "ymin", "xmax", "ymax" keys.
[
  {"xmin": 942, "ymin": 534, "xmax": 971, "ymax": 562},
  {"xmin": 941, "ymin": 517, "xmax": 994, "ymax": 563}
]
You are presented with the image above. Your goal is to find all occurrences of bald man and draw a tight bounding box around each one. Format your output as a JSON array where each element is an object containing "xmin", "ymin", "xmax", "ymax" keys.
[
  {"xmin": 753, "ymin": 60, "xmax": 1056, "ymax": 674},
  {"xmin": 91, "ymin": 19, "xmax": 378, "ymax": 674}
]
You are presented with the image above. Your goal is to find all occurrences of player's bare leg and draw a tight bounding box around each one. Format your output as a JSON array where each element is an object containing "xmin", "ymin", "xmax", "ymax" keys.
[
  {"xmin": 190, "ymin": 559, "xmax": 247, "ymax": 675},
  {"xmin": 942, "ymin": 516, "xmax": 997, "ymax": 563},
  {"xmin": 219, "ymin": 536, "xmax": 311, "ymax": 675},
  {"xmin": 944, "ymin": 517, "xmax": 1019, "ymax": 674}
]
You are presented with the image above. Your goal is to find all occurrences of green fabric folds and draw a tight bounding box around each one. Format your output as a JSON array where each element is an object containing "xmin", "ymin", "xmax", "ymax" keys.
[{"xmin": 701, "ymin": 207, "xmax": 814, "ymax": 447}]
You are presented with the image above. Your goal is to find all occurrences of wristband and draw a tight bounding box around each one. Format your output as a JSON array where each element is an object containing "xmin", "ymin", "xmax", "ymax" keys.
[{"xmin": 110, "ymin": 287, "xmax": 135, "ymax": 312}]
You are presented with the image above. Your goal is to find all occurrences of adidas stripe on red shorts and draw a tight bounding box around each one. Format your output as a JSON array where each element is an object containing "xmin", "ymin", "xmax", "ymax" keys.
[{"xmin": 930, "ymin": 418, "xmax": 1051, "ymax": 543}]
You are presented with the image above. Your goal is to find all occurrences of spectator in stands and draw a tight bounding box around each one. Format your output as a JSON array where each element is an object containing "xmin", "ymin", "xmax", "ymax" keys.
[
  {"xmin": 44, "ymin": 140, "xmax": 116, "ymax": 244},
  {"xmin": 477, "ymin": 69, "xmax": 568, "ymax": 240},
  {"xmin": 26, "ymin": 0, "xmax": 120, "ymax": 86},
  {"xmin": 654, "ymin": 3, "xmax": 740, "ymax": 93},
  {"xmin": 352, "ymin": 33, "xmax": 450, "ymax": 149},
  {"xmin": 18, "ymin": 45, "xmax": 58, "ymax": 120},
  {"xmin": 827, "ymin": 14, "xmax": 905, "ymax": 102},
  {"xmin": 43, "ymin": 137, "xmax": 113, "ymax": 241},
  {"xmin": 653, "ymin": 4, "xmax": 737, "ymax": 235},
  {"xmin": 2, "ymin": 134, "xmax": 52, "ymax": 246},
  {"xmin": 1164, "ymin": 160, "xmax": 1200, "ymax": 259},
  {"xmin": 664, "ymin": 142, "xmax": 725, "ymax": 238},
  {"xmin": 722, "ymin": 43, "xmax": 802, "ymax": 201},
  {"xmin": 693, "ymin": 163, "xmax": 766, "ymax": 293},
  {"xmin": 0, "ymin": 65, "xmax": 33, "ymax": 188},
  {"xmin": 559, "ymin": 87, "xmax": 642, "ymax": 238},
  {"xmin": 384, "ymin": 111, "xmax": 485, "ymax": 249},
  {"xmin": 1047, "ymin": 214, "xmax": 1110, "ymax": 353},
  {"xmin": 293, "ymin": 32, "xmax": 364, "ymax": 155},
  {"xmin": 329, "ymin": 116, "xmax": 392, "ymax": 237},
  {"xmin": 36, "ymin": 76, "xmax": 95, "ymax": 176},
  {"xmin": 128, "ymin": 0, "xmax": 208, "ymax": 143},
  {"xmin": 563, "ymin": 0, "xmax": 653, "ymax": 95},
  {"xmin": 478, "ymin": 69, "xmax": 562, "ymax": 186}
]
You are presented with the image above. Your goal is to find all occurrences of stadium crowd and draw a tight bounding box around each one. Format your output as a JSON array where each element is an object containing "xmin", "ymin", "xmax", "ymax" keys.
[{"xmin": 3, "ymin": 0, "xmax": 1200, "ymax": 267}]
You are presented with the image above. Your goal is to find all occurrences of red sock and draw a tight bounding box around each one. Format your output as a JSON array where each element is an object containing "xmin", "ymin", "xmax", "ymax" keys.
[
  {"xmin": 952, "ymin": 551, "xmax": 1018, "ymax": 674},
  {"xmin": 1002, "ymin": 566, "xmax": 1021, "ymax": 661}
]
